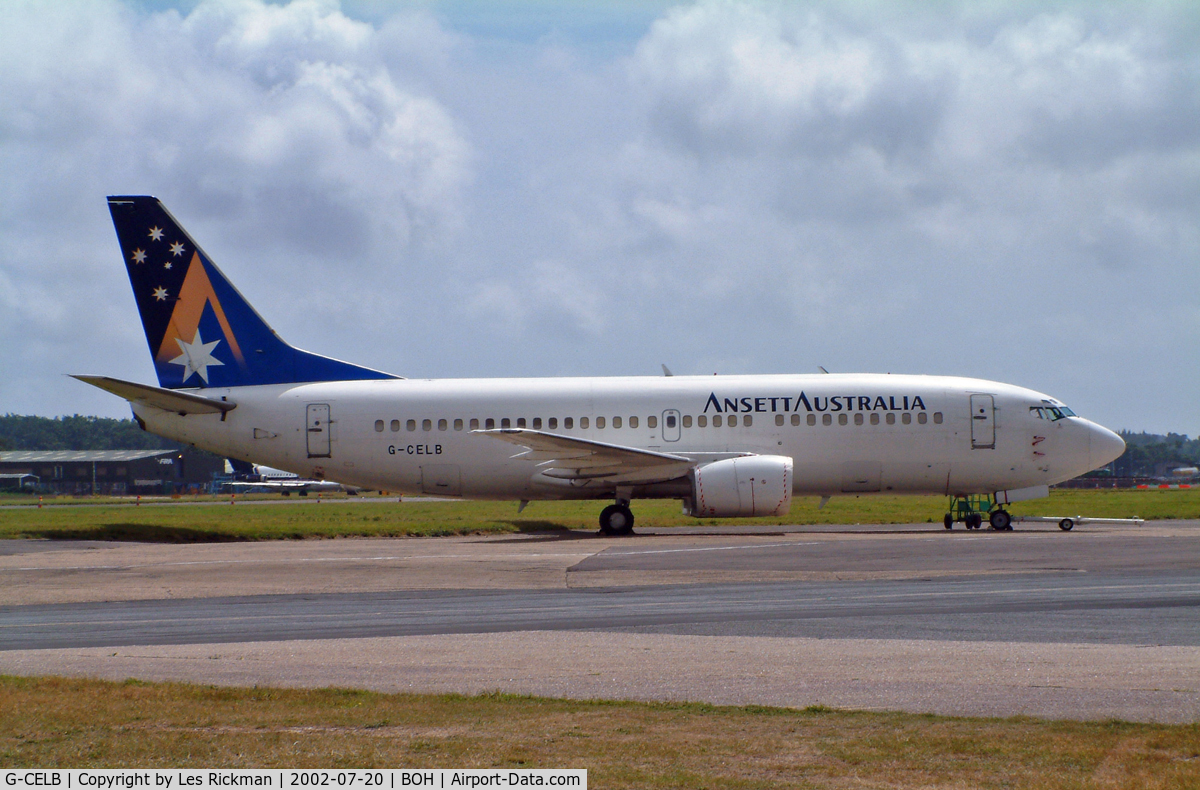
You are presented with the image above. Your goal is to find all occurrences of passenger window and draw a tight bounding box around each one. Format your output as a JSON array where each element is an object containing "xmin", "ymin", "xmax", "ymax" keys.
[
  {"xmin": 596, "ymin": 417, "xmax": 606, "ymax": 429},
  {"xmin": 648, "ymin": 416, "xmax": 657, "ymax": 428},
  {"xmin": 775, "ymin": 414, "xmax": 785, "ymax": 427},
  {"xmin": 630, "ymin": 416, "xmax": 638, "ymax": 428},
  {"xmin": 422, "ymin": 419, "xmax": 432, "ymax": 431},
  {"xmin": 870, "ymin": 413, "xmax": 879, "ymax": 425},
  {"xmin": 902, "ymin": 413, "xmax": 911, "ymax": 425},
  {"xmin": 501, "ymin": 418, "xmax": 511, "ymax": 429},
  {"xmin": 517, "ymin": 417, "xmax": 526, "ymax": 428},
  {"xmin": 823, "ymin": 414, "xmax": 832, "ymax": 426},
  {"xmin": 438, "ymin": 419, "xmax": 448, "ymax": 431},
  {"xmin": 470, "ymin": 418, "xmax": 479, "ymax": 430},
  {"xmin": 454, "ymin": 419, "xmax": 464, "ymax": 431},
  {"xmin": 838, "ymin": 414, "xmax": 848, "ymax": 426},
  {"xmin": 407, "ymin": 419, "xmax": 417, "ymax": 431},
  {"xmin": 564, "ymin": 417, "xmax": 574, "ymax": 429},
  {"xmin": 697, "ymin": 415, "xmax": 706, "ymax": 427},
  {"xmin": 854, "ymin": 413, "xmax": 864, "ymax": 426},
  {"xmin": 549, "ymin": 418, "xmax": 558, "ymax": 429},
  {"xmin": 713, "ymin": 415, "xmax": 723, "ymax": 427},
  {"xmin": 742, "ymin": 415, "xmax": 751, "ymax": 427},
  {"xmin": 666, "ymin": 415, "xmax": 676, "ymax": 428},
  {"xmin": 806, "ymin": 414, "xmax": 815, "ymax": 426},
  {"xmin": 614, "ymin": 416, "xmax": 623, "ymax": 428},
  {"xmin": 533, "ymin": 418, "xmax": 542, "ymax": 429},
  {"xmin": 681, "ymin": 415, "xmax": 690, "ymax": 428},
  {"xmin": 886, "ymin": 413, "xmax": 895, "ymax": 425},
  {"xmin": 580, "ymin": 417, "xmax": 589, "ymax": 429},
  {"xmin": 918, "ymin": 412, "xmax": 928, "ymax": 424},
  {"xmin": 374, "ymin": 420, "xmax": 384, "ymax": 432},
  {"xmin": 485, "ymin": 418, "xmax": 495, "ymax": 430},
  {"xmin": 391, "ymin": 419, "xmax": 400, "ymax": 432},
  {"xmin": 933, "ymin": 412, "xmax": 943, "ymax": 424}
]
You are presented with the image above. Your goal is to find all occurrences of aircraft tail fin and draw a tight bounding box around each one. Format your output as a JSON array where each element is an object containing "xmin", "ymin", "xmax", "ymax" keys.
[{"xmin": 106, "ymin": 196, "xmax": 399, "ymax": 389}]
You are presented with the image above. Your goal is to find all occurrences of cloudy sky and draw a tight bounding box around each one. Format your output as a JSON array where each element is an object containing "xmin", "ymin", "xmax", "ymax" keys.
[{"xmin": 1, "ymin": 0, "xmax": 1197, "ymax": 434}]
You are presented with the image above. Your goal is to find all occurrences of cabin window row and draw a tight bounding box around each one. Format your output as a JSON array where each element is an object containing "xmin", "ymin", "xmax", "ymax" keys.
[
  {"xmin": 373, "ymin": 415, "xmax": 658, "ymax": 432},
  {"xmin": 772, "ymin": 411, "xmax": 943, "ymax": 426},
  {"xmin": 373, "ymin": 411, "xmax": 943, "ymax": 432}
]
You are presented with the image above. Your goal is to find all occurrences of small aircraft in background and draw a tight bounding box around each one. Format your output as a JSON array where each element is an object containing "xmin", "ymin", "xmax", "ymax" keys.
[{"xmin": 223, "ymin": 459, "xmax": 348, "ymax": 496}]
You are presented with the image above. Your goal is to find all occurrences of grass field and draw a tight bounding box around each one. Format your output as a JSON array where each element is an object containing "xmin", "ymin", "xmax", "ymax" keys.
[
  {"xmin": 0, "ymin": 488, "xmax": 1197, "ymax": 541},
  {"xmin": 2, "ymin": 676, "xmax": 1197, "ymax": 788}
]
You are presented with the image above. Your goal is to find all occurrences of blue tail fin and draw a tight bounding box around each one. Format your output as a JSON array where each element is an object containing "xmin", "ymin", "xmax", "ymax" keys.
[{"xmin": 107, "ymin": 196, "xmax": 399, "ymax": 389}]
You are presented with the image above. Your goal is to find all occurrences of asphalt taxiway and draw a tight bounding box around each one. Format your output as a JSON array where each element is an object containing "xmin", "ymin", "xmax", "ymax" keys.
[{"xmin": 1, "ymin": 521, "xmax": 1198, "ymax": 722}]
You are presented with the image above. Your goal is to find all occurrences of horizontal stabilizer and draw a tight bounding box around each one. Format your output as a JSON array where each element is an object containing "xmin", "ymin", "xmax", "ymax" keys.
[{"xmin": 72, "ymin": 375, "xmax": 236, "ymax": 415}]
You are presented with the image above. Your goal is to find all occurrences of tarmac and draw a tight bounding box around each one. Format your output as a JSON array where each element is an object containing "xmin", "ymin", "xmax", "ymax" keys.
[{"xmin": 1, "ymin": 520, "xmax": 1197, "ymax": 722}]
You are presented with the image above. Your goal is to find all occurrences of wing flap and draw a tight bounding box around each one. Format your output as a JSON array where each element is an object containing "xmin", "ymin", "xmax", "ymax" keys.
[{"xmin": 475, "ymin": 428, "xmax": 693, "ymax": 483}]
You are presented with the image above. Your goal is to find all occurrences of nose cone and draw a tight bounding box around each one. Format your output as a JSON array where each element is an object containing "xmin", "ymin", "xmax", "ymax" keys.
[{"xmin": 1089, "ymin": 423, "xmax": 1126, "ymax": 469}]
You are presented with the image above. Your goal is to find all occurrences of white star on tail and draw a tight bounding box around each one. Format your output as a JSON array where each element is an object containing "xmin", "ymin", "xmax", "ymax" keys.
[
  {"xmin": 131, "ymin": 249, "xmax": 147, "ymax": 264},
  {"xmin": 169, "ymin": 329, "xmax": 224, "ymax": 385},
  {"xmin": 152, "ymin": 286, "xmax": 168, "ymax": 301},
  {"xmin": 169, "ymin": 241, "xmax": 185, "ymax": 256},
  {"xmin": 149, "ymin": 226, "xmax": 164, "ymax": 241}
]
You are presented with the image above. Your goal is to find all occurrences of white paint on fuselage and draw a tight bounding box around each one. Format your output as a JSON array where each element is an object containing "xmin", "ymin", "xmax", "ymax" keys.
[{"xmin": 133, "ymin": 373, "xmax": 1122, "ymax": 502}]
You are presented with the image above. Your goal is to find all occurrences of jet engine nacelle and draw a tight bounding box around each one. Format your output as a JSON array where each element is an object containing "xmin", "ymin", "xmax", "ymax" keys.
[{"xmin": 690, "ymin": 455, "xmax": 793, "ymax": 518}]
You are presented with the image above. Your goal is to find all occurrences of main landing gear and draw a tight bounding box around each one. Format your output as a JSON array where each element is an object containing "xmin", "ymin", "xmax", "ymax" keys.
[
  {"xmin": 599, "ymin": 502, "xmax": 635, "ymax": 536},
  {"xmin": 943, "ymin": 494, "xmax": 1014, "ymax": 531}
]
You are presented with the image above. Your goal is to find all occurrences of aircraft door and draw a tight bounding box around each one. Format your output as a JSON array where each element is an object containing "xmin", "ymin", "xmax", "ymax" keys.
[
  {"xmin": 306, "ymin": 403, "xmax": 331, "ymax": 458},
  {"xmin": 662, "ymin": 409, "xmax": 681, "ymax": 442},
  {"xmin": 970, "ymin": 394, "xmax": 995, "ymax": 449}
]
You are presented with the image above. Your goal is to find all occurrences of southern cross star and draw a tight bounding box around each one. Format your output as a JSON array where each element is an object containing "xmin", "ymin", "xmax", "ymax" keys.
[
  {"xmin": 148, "ymin": 226, "xmax": 164, "ymax": 241},
  {"xmin": 169, "ymin": 242, "xmax": 185, "ymax": 256},
  {"xmin": 131, "ymin": 249, "xmax": 147, "ymax": 264},
  {"xmin": 153, "ymin": 286, "xmax": 168, "ymax": 301},
  {"xmin": 169, "ymin": 329, "xmax": 225, "ymax": 385},
  {"xmin": 164, "ymin": 261, "xmax": 172, "ymax": 269}
]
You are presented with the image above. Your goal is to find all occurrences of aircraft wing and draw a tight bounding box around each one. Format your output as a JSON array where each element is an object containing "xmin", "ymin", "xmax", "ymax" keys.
[{"xmin": 474, "ymin": 428, "xmax": 694, "ymax": 484}]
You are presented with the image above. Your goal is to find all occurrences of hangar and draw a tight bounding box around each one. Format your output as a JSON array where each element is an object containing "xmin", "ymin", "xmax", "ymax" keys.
[{"xmin": 0, "ymin": 449, "xmax": 223, "ymax": 495}]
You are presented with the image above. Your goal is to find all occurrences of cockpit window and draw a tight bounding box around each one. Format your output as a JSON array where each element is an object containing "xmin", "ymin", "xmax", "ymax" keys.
[{"xmin": 1030, "ymin": 405, "xmax": 1075, "ymax": 421}]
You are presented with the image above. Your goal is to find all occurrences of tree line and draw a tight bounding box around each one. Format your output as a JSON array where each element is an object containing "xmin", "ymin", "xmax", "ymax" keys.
[
  {"xmin": 1112, "ymin": 431, "xmax": 1200, "ymax": 478},
  {"xmin": 0, "ymin": 414, "xmax": 181, "ymax": 451}
]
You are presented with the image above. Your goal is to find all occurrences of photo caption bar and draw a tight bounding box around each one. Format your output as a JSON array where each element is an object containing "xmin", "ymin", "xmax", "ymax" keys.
[{"xmin": 2, "ymin": 771, "xmax": 585, "ymax": 790}]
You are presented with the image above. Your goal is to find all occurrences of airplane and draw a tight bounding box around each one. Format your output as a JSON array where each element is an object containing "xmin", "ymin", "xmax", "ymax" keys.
[
  {"xmin": 222, "ymin": 459, "xmax": 348, "ymax": 495},
  {"xmin": 76, "ymin": 196, "xmax": 1126, "ymax": 534}
]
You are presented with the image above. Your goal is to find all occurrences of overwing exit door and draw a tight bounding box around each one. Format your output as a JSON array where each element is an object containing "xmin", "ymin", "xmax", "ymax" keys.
[
  {"xmin": 970, "ymin": 394, "xmax": 995, "ymax": 449},
  {"xmin": 306, "ymin": 403, "xmax": 331, "ymax": 458},
  {"xmin": 662, "ymin": 409, "xmax": 681, "ymax": 442}
]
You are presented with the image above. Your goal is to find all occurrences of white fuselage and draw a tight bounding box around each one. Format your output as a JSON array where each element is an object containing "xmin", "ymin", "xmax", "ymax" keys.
[{"xmin": 134, "ymin": 373, "xmax": 1123, "ymax": 502}]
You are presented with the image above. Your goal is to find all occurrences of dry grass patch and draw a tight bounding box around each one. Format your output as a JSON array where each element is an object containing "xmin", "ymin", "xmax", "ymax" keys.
[{"xmin": 2, "ymin": 676, "xmax": 1198, "ymax": 788}]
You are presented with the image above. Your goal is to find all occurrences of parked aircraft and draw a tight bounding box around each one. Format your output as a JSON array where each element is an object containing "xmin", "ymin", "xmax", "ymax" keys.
[
  {"xmin": 77, "ymin": 196, "xmax": 1126, "ymax": 533},
  {"xmin": 223, "ymin": 459, "xmax": 347, "ymax": 495}
]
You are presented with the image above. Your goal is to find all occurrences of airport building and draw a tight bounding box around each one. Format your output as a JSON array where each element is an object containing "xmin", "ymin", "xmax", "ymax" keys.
[{"xmin": 0, "ymin": 449, "xmax": 223, "ymax": 495}]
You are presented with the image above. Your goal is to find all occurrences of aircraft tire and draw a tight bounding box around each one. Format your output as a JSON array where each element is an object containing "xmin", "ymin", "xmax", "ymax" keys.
[
  {"xmin": 599, "ymin": 504, "xmax": 635, "ymax": 536},
  {"xmin": 1059, "ymin": 518, "xmax": 1074, "ymax": 531},
  {"xmin": 965, "ymin": 513, "xmax": 982, "ymax": 530},
  {"xmin": 990, "ymin": 510, "xmax": 1012, "ymax": 531},
  {"xmin": 943, "ymin": 513, "xmax": 954, "ymax": 529}
]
